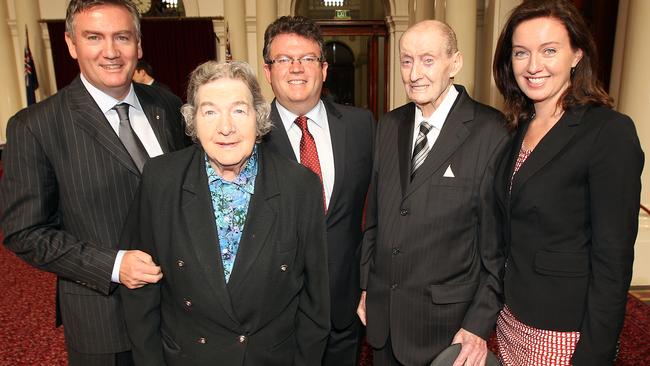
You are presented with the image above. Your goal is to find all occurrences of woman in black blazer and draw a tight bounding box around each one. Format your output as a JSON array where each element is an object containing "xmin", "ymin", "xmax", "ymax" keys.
[
  {"xmin": 119, "ymin": 61, "xmax": 330, "ymax": 365},
  {"xmin": 492, "ymin": 1, "xmax": 643, "ymax": 365}
]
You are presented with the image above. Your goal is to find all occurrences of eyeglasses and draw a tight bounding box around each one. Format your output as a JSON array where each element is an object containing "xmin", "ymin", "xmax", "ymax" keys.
[{"xmin": 268, "ymin": 55, "xmax": 323, "ymax": 67}]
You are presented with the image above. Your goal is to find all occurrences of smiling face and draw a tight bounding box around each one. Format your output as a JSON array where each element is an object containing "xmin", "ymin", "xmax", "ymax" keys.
[
  {"xmin": 65, "ymin": 4, "xmax": 142, "ymax": 100},
  {"xmin": 263, "ymin": 33, "xmax": 328, "ymax": 116},
  {"xmin": 511, "ymin": 17, "xmax": 583, "ymax": 112},
  {"xmin": 195, "ymin": 78, "xmax": 257, "ymax": 181},
  {"xmin": 399, "ymin": 22, "xmax": 462, "ymax": 118}
]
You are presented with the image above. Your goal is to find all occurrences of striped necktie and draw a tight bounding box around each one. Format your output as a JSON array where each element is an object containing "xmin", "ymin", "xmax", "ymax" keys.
[{"xmin": 411, "ymin": 121, "xmax": 432, "ymax": 179}]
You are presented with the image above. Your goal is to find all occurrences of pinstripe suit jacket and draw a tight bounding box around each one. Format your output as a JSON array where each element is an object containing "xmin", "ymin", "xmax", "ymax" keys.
[
  {"xmin": 0, "ymin": 76, "xmax": 188, "ymax": 353},
  {"xmin": 360, "ymin": 86, "xmax": 509, "ymax": 365}
]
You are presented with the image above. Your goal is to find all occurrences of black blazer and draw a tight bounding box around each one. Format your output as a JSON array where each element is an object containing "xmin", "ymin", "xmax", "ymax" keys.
[
  {"xmin": 360, "ymin": 86, "xmax": 510, "ymax": 365},
  {"xmin": 495, "ymin": 104, "xmax": 644, "ymax": 365},
  {"xmin": 264, "ymin": 99, "xmax": 374, "ymax": 329},
  {"xmin": 120, "ymin": 144, "xmax": 330, "ymax": 366},
  {"xmin": 0, "ymin": 76, "xmax": 187, "ymax": 353}
]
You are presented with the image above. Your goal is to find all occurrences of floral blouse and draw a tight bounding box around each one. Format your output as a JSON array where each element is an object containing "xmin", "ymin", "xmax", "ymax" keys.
[{"xmin": 205, "ymin": 144, "xmax": 259, "ymax": 283}]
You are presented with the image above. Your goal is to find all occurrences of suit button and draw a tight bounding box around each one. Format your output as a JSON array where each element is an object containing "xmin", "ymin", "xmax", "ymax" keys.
[
  {"xmin": 177, "ymin": 260, "xmax": 185, "ymax": 268},
  {"xmin": 197, "ymin": 337, "xmax": 207, "ymax": 344},
  {"xmin": 238, "ymin": 335, "xmax": 247, "ymax": 343},
  {"xmin": 400, "ymin": 208, "xmax": 408, "ymax": 216},
  {"xmin": 391, "ymin": 284, "xmax": 398, "ymax": 290},
  {"xmin": 280, "ymin": 264, "xmax": 288, "ymax": 272},
  {"xmin": 392, "ymin": 248, "xmax": 400, "ymax": 255},
  {"xmin": 184, "ymin": 299, "xmax": 192, "ymax": 307}
]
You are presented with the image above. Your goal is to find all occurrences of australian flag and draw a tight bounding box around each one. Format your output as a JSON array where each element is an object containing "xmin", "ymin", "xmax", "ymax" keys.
[{"xmin": 24, "ymin": 26, "xmax": 39, "ymax": 105}]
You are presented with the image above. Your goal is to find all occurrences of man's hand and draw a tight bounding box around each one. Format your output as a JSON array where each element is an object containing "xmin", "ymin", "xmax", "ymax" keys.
[
  {"xmin": 119, "ymin": 250, "xmax": 163, "ymax": 289},
  {"xmin": 357, "ymin": 290, "xmax": 367, "ymax": 325},
  {"xmin": 451, "ymin": 328, "xmax": 487, "ymax": 366}
]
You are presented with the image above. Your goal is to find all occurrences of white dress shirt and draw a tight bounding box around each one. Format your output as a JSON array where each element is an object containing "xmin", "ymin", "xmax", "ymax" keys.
[
  {"xmin": 275, "ymin": 100, "xmax": 335, "ymax": 208},
  {"xmin": 411, "ymin": 85, "xmax": 459, "ymax": 155},
  {"xmin": 80, "ymin": 74, "xmax": 164, "ymax": 283}
]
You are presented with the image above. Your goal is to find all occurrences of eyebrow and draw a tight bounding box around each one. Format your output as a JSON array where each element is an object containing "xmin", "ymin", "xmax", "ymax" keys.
[{"xmin": 512, "ymin": 41, "xmax": 561, "ymax": 49}]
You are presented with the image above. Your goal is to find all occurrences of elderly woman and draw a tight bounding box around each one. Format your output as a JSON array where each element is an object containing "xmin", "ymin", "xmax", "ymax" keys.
[
  {"xmin": 120, "ymin": 60, "xmax": 330, "ymax": 366},
  {"xmin": 492, "ymin": 1, "xmax": 643, "ymax": 365}
]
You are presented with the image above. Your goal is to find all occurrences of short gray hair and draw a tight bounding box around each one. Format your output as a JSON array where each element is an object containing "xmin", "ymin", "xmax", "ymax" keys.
[
  {"xmin": 65, "ymin": 0, "xmax": 141, "ymax": 40},
  {"xmin": 181, "ymin": 61, "xmax": 272, "ymax": 142}
]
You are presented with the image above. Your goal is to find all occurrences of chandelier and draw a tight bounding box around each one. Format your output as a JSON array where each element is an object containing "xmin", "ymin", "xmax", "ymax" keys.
[{"xmin": 323, "ymin": 0, "xmax": 345, "ymax": 6}]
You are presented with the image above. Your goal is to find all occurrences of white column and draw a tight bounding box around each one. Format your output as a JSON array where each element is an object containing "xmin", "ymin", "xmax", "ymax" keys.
[
  {"xmin": 255, "ymin": 0, "xmax": 277, "ymax": 102},
  {"xmin": 445, "ymin": 0, "xmax": 476, "ymax": 96},
  {"xmin": 223, "ymin": 0, "xmax": 248, "ymax": 60},
  {"xmin": 616, "ymin": 0, "xmax": 650, "ymax": 205},
  {"xmin": 0, "ymin": 0, "xmax": 22, "ymax": 144}
]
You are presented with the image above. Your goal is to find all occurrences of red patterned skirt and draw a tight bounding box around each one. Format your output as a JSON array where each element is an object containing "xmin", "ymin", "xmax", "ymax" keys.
[{"xmin": 496, "ymin": 305, "xmax": 580, "ymax": 366}]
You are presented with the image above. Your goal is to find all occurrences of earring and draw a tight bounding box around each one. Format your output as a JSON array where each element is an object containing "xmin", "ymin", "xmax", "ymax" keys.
[{"xmin": 570, "ymin": 67, "xmax": 576, "ymax": 77}]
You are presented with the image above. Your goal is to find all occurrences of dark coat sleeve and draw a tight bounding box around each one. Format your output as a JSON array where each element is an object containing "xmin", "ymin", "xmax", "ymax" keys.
[
  {"xmin": 1, "ymin": 111, "xmax": 117, "ymax": 295},
  {"xmin": 572, "ymin": 114, "xmax": 644, "ymax": 365}
]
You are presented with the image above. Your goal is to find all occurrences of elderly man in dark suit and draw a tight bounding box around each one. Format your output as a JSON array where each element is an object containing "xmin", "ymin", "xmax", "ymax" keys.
[
  {"xmin": 120, "ymin": 60, "xmax": 330, "ymax": 366},
  {"xmin": 261, "ymin": 16, "xmax": 375, "ymax": 366},
  {"xmin": 358, "ymin": 20, "xmax": 509, "ymax": 366},
  {"xmin": 0, "ymin": 1, "xmax": 187, "ymax": 365}
]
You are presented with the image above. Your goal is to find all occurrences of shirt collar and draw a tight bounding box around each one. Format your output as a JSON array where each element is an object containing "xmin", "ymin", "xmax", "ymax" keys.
[
  {"xmin": 276, "ymin": 99, "xmax": 326, "ymax": 131},
  {"xmin": 414, "ymin": 84, "xmax": 459, "ymax": 131},
  {"xmin": 80, "ymin": 73, "xmax": 143, "ymax": 114},
  {"xmin": 205, "ymin": 144, "xmax": 258, "ymax": 194}
]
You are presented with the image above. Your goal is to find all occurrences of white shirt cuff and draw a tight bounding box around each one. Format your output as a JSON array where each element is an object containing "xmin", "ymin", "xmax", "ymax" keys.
[{"xmin": 111, "ymin": 250, "xmax": 126, "ymax": 283}]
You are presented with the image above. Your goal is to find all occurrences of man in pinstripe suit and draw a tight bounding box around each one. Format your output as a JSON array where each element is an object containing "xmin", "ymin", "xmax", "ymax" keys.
[
  {"xmin": 357, "ymin": 20, "xmax": 508, "ymax": 366},
  {"xmin": 0, "ymin": 1, "xmax": 187, "ymax": 365}
]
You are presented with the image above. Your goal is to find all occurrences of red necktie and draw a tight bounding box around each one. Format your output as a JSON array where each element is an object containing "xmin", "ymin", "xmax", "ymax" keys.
[{"xmin": 295, "ymin": 115, "xmax": 326, "ymax": 211}]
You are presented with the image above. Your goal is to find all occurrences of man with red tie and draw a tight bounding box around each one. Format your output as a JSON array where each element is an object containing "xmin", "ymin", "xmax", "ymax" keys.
[{"xmin": 262, "ymin": 16, "xmax": 375, "ymax": 366}]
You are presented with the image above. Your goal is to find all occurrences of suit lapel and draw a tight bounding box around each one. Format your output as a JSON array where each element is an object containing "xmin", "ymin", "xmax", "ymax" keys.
[
  {"xmin": 397, "ymin": 104, "xmax": 416, "ymax": 198},
  {"xmin": 227, "ymin": 146, "xmax": 280, "ymax": 290},
  {"xmin": 323, "ymin": 100, "xmax": 346, "ymax": 221},
  {"xmin": 68, "ymin": 77, "xmax": 139, "ymax": 176},
  {"xmin": 405, "ymin": 88, "xmax": 472, "ymax": 198},
  {"xmin": 182, "ymin": 147, "xmax": 239, "ymax": 324},
  {"xmin": 134, "ymin": 85, "xmax": 171, "ymax": 153},
  {"xmin": 510, "ymin": 105, "xmax": 586, "ymax": 201},
  {"xmin": 266, "ymin": 101, "xmax": 298, "ymax": 162}
]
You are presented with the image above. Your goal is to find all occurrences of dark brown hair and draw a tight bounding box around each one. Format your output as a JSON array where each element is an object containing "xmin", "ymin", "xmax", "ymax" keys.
[
  {"xmin": 493, "ymin": 0, "xmax": 612, "ymax": 130},
  {"xmin": 262, "ymin": 16, "xmax": 325, "ymax": 64}
]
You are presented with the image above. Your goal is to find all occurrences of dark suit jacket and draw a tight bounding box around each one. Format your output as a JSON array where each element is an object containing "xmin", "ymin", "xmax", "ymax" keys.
[
  {"xmin": 360, "ymin": 86, "xmax": 509, "ymax": 365},
  {"xmin": 120, "ymin": 144, "xmax": 330, "ymax": 366},
  {"xmin": 264, "ymin": 99, "xmax": 374, "ymax": 330},
  {"xmin": 495, "ymin": 104, "xmax": 644, "ymax": 365},
  {"xmin": 0, "ymin": 76, "xmax": 187, "ymax": 353}
]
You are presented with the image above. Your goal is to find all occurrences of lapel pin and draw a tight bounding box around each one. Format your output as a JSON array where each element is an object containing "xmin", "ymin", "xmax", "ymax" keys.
[{"xmin": 156, "ymin": 115, "xmax": 160, "ymax": 120}]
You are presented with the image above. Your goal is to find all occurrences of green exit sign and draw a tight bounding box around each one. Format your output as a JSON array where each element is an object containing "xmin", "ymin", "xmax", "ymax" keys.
[{"xmin": 335, "ymin": 9, "xmax": 351, "ymax": 19}]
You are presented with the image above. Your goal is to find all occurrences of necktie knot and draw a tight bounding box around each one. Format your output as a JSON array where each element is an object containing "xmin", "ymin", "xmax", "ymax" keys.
[
  {"xmin": 419, "ymin": 121, "xmax": 432, "ymax": 135},
  {"xmin": 113, "ymin": 103, "xmax": 130, "ymax": 119},
  {"xmin": 294, "ymin": 115, "xmax": 309, "ymax": 131}
]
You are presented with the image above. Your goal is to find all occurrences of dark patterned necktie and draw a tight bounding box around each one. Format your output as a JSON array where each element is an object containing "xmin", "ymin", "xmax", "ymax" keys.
[
  {"xmin": 113, "ymin": 103, "xmax": 149, "ymax": 172},
  {"xmin": 295, "ymin": 115, "xmax": 326, "ymax": 211},
  {"xmin": 411, "ymin": 121, "xmax": 432, "ymax": 179}
]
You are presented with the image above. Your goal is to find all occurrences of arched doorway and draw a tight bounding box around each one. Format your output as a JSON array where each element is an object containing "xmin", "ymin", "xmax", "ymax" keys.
[
  {"xmin": 295, "ymin": 0, "xmax": 389, "ymax": 118},
  {"xmin": 323, "ymin": 41, "xmax": 355, "ymax": 105}
]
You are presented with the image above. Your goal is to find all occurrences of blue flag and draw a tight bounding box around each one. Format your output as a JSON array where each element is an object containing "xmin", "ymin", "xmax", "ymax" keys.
[{"xmin": 24, "ymin": 26, "xmax": 39, "ymax": 105}]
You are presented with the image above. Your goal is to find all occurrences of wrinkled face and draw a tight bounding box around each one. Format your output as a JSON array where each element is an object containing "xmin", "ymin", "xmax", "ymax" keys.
[
  {"xmin": 511, "ymin": 17, "xmax": 583, "ymax": 110},
  {"xmin": 263, "ymin": 33, "xmax": 328, "ymax": 116},
  {"xmin": 195, "ymin": 78, "xmax": 257, "ymax": 181},
  {"xmin": 65, "ymin": 5, "xmax": 142, "ymax": 100},
  {"xmin": 399, "ymin": 27, "xmax": 461, "ymax": 118}
]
